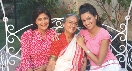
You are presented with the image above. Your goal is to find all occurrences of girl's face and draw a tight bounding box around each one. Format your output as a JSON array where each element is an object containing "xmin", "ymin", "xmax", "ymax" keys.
[
  {"xmin": 63, "ymin": 16, "xmax": 78, "ymax": 34},
  {"xmin": 35, "ymin": 13, "xmax": 49, "ymax": 31},
  {"xmin": 81, "ymin": 12, "xmax": 97, "ymax": 30}
]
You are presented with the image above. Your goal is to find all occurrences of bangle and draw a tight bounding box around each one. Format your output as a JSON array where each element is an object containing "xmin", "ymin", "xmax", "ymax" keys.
[{"xmin": 86, "ymin": 50, "xmax": 90, "ymax": 54}]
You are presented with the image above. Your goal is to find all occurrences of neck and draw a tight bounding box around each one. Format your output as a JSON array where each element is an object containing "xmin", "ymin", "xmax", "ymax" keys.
[
  {"xmin": 89, "ymin": 26, "xmax": 99, "ymax": 33},
  {"xmin": 38, "ymin": 29, "xmax": 46, "ymax": 36},
  {"xmin": 88, "ymin": 26, "xmax": 100, "ymax": 37},
  {"xmin": 64, "ymin": 31, "xmax": 74, "ymax": 42}
]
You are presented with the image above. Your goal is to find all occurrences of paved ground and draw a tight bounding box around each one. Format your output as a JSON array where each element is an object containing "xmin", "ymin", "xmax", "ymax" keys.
[
  {"xmin": 9, "ymin": 58, "xmax": 20, "ymax": 71},
  {"xmin": 0, "ymin": 53, "xmax": 20, "ymax": 71},
  {"xmin": 9, "ymin": 53, "xmax": 21, "ymax": 71}
]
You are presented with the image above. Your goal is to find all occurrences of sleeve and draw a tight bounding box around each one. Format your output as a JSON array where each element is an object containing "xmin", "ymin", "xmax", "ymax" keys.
[
  {"xmin": 101, "ymin": 29, "xmax": 111, "ymax": 43},
  {"xmin": 20, "ymin": 30, "xmax": 32, "ymax": 71},
  {"xmin": 102, "ymin": 29, "xmax": 110, "ymax": 40},
  {"xmin": 50, "ymin": 40, "xmax": 61, "ymax": 57}
]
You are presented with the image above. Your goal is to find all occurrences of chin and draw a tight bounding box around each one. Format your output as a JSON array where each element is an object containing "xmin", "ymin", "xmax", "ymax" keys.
[
  {"xmin": 70, "ymin": 31, "xmax": 75, "ymax": 34},
  {"xmin": 41, "ymin": 28, "xmax": 48, "ymax": 31}
]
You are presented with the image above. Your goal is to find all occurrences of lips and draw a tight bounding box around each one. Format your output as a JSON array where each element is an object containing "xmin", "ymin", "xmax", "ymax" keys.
[{"xmin": 40, "ymin": 24, "xmax": 47, "ymax": 27}]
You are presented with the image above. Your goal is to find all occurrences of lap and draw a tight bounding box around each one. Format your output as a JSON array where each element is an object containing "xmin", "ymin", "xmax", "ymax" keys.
[{"xmin": 89, "ymin": 64, "xmax": 121, "ymax": 71}]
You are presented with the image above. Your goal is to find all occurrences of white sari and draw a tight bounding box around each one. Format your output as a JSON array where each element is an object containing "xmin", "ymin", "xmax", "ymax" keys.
[{"xmin": 54, "ymin": 36, "xmax": 84, "ymax": 71}]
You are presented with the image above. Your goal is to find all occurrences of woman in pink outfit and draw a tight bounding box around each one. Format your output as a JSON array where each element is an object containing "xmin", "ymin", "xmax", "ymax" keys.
[{"xmin": 76, "ymin": 3, "xmax": 121, "ymax": 71}]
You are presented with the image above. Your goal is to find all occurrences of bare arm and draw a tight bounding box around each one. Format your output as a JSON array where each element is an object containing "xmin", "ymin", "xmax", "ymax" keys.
[
  {"xmin": 76, "ymin": 36, "xmax": 109, "ymax": 66},
  {"xmin": 81, "ymin": 56, "xmax": 87, "ymax": 71},
  {"xmin": 46, "ymin": 55, "xmax": 57, "ymax": 71}
]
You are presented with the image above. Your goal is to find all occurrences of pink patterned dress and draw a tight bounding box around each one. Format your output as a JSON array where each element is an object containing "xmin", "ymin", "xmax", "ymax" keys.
[{"xmin": 15, "ymin": 29, "xmax": 56, "ymax": 71}]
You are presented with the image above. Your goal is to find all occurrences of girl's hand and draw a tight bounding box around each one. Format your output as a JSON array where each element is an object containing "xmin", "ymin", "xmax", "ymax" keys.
[
  {"xmin": 76, "ymin": 35, "xmax": 85, "ymax": 47},
  {"xmin": 52, "ymin": 33, "xmax": 61, "ymax": 41}
]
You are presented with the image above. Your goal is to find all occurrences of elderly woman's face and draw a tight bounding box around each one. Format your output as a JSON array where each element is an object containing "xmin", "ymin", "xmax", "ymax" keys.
[{"xmin": 63, "ymin": 16, "xmax": 78, "ymax": 34}]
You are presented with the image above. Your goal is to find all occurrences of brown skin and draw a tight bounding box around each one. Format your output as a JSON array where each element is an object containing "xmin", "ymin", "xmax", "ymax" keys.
[{"xmin": 76, "ymin": 12, "xmax": 109, "ymax": 66}]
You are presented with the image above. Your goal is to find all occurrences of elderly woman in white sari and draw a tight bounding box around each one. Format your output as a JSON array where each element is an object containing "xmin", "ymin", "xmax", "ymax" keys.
[{"xmin": 46, "ymin": 14, "xmax": 87, "ymax": 71}]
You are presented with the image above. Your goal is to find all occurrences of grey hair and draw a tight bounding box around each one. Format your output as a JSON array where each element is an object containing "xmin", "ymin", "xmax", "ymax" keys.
[{"xmin": 62, "ymin": 14, "xmax": 79, "ymax": 23}]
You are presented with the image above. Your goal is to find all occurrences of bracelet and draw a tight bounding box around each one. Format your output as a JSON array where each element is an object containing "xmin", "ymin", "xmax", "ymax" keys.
[{"xmin": 86, "ymin": 50, "xmax": 90, "ymax": 54}]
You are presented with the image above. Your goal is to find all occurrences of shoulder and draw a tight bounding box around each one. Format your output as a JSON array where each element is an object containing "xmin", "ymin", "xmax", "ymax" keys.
[
  {"xmin": 100, "ymin": 28, "xmax": 109, "ymax": 33},
  {"xmin": 98, "ymin": 28, "xmax": 110, "ymax": 40},
  {"xmin": 52, "ymin": 33, "xmax": 65, "ymax": 44},
  {"xmin": 48, "ymin": 28, "xmax": 56, "ymax": 33},
  {"xmin": 79, "ymin": 29, "xmax": 88, "ymax": 35},
  {"xmin": 99, "ymin": 28, "xmax": 109, "ymax": 36},
  {"xmin": 21, "ymin": 29, "xmax": 32, "ymax": 38},
  {"xmin": 46, "ymin": 28, "xmax": 56, "ymax": 35}
]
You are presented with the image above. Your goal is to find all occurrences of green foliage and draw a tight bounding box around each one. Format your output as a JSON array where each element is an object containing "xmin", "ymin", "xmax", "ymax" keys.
[
  {"xmin": 101, "ymin": 0, "xmax": 131, "ymax": 9},
  {"xmin": 117, "ymin": 0, "xmax": 131, "ymax": 9},
  {"xmin": 99, "ymin": 0, "xmax": 131, "ymax": 25},
  {"xmin": 16, "ymin": 0, "xmax": 59, "ymax": 25},
  {"xmin": 107, "ymin": 0, "xmax": 111, "ymax": 5},
  {"xmin": 111, "ymin": 19, "xmax": 116, "ymax": 23},
  {"xmin": 16, "ymin": 0, "xmax": 78, "ymax": 25},
  {"xmin": 101, "ymin": 13, "xmax": 107, "ymax": 22}
]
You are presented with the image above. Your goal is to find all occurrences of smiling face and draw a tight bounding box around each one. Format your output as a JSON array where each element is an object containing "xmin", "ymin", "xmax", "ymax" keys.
[
  {"xmin": 63, "ymin": 16, "xmax": 78, "ymax": 34},
  {"xmin": 80, "ymin": 12, "xmax": 97, "ymax": 30},
  {"xmin": 35, "ymin": 13, "xmax": 49, "ymax": 32}
]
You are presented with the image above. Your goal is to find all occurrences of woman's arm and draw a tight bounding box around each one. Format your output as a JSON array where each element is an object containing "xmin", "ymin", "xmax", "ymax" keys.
[
  {"xmin": 46, "ymin": 55, "xmax": 57, "ymax": 71},
  {"xmin": 81, "ymin": 56, "xmax": 87, "ymax": 71},
  {"xmin": 20, "ymin": 30, "xmax": 33, "ymax": 71},
  {"xmin": 76, "ymin": 35, "xmax": 109, "ymax": 66},
  {"xmin": 27, "ymin": 68, "xmax": 33, "ymax": 71}
]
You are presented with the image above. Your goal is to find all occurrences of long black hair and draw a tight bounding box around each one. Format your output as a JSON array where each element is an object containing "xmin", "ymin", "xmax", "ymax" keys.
[
  {"xmin": 31, "ymin": 7, "xmax": 53, "ymax": 30},
  {"xmin": 79, "ymin": 3, "xmax": 102, "ymax": 29}
]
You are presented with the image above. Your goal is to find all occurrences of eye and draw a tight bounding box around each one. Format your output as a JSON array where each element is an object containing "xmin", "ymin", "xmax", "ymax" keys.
[
  {"xmin": 44, "ymin": 17, "xmax": 49, "ymax": 20},
  {"xmin": 75, "ymin": 23, "xmax": 78, "ymax": 26},
  {"xmin": 82, "ymin": 20, "xmax": 85, "ymax": 22},
  {"xmin": 38, "ymin": 18, "xmax": 42, "ymax": 21},
  {"xmin": 68, "ymin": 21, "xmax": 72, "ymax": 23},
  {"xmin": 87, "ymin": 17, "xmax": 91, "ymax": 20}
]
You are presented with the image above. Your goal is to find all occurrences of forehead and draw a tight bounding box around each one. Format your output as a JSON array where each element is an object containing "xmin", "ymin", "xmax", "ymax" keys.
[
  {"xmin": 37, "ymin": 13, "xmax": 48, "ymax": 18},
  {"xmin": 82, "ymin": 12, "xmax": 93, "ymax": 16},
  {"xmin": 66, "ymin": 16, "xmax": 78, "ymax": 21}
]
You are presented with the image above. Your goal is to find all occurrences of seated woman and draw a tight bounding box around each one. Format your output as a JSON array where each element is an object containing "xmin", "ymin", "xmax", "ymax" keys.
[
  {"xmin": 76, "ymin": 3, "xmax": 121, "ymax": 71},
  {"xmin": 15, "ymin": 7, "xmax": 56, "ymax": 71},
  {"xmin": 46, "ymin": 14, "xmax": 87, "ymax": 71}
]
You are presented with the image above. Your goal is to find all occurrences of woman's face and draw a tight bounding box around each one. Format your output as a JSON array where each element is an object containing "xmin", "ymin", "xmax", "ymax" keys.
[
  {"xmin": 63, "ymin": 16, "xmax": 78, "ymax": 34},
  {"xmin": 35, "ymin": 13, "xmax": 49, "ymax": 31},
  {"xmin": 80, "ymin": 12, "xmax": 97, "ymax": 30}
]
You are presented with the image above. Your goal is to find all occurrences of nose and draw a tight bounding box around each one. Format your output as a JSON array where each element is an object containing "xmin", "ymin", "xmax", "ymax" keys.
[
  {"xmin": 85, "ymin": 20, "xmax": 89, "ymax": 25},
  {"xmin": 42, "ymin": 19, "xmax": 45, "ymax": 24}
]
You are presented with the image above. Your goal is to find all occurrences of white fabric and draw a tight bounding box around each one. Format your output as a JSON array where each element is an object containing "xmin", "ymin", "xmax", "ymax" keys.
[
  {"xmin": 90, "ymin": 60, "xmax": 121, "ymax": 71},
  {"xmin": 54, "ymin": 36, "xmax": 77, "ymax": 71}
]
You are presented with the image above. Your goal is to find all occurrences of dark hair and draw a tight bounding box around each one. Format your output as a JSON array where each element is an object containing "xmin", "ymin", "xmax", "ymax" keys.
[
  {"xmin": 31, "ymin": 7, "xmax": 53, "ymax": 30},
  {"xmin": 79, "ymin": 3, "xmax": 102, "ymax": 29}
]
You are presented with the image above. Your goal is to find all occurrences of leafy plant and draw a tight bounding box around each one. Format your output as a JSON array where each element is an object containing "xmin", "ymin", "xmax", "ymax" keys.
[
  {"xmin": 50, "ymin": 2, "xmax": 78, "ymax": 18},
  {"xmin": 94, "ymin": 0, "xmax": 131, "ymax": 29},
  {"xmin": 16, "ymin": 0, "xmax": 59, "ymax": 25}
]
